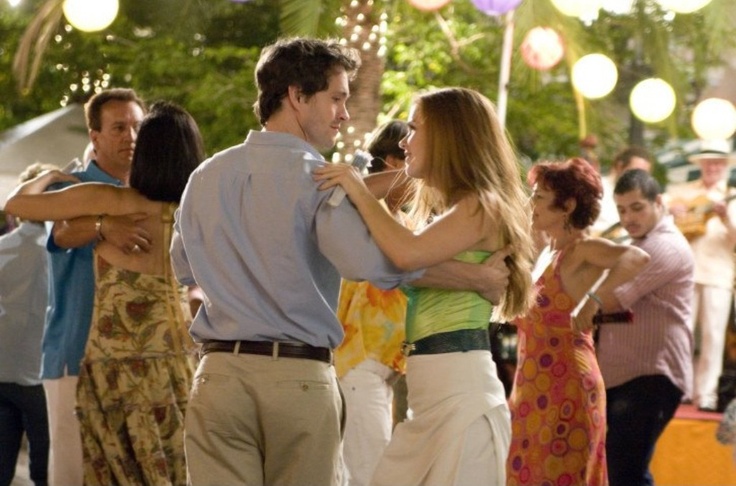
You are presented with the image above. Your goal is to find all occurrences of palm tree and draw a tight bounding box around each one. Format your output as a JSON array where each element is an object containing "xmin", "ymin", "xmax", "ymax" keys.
[{"xmin": 279, "ymin": 0, "xmax": 386, "ymax": 161}]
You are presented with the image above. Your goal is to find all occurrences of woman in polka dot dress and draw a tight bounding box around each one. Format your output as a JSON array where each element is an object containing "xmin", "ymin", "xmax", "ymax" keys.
[{"xmin": 507, "ymin": 158, "xmax": 649, "ymax": 486}]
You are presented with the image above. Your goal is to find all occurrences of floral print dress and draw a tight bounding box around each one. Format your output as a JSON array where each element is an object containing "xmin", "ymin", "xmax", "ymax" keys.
[
  {"xmin": 76, "ymin": 203, "xmax": 196, "ymax": 486},
  {"xmin": 507, "ymin": 251, "xmax": 607, "ymax": 486}
]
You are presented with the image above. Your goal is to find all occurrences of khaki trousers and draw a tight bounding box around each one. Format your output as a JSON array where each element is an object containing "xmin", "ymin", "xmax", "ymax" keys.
[
  {"xmin": 43, "ymin": 375, "xmax": 83, "ymax": 486},
  {"xmin": 185, "ymin": 352, "xmax": 344, "ymax": 486}
]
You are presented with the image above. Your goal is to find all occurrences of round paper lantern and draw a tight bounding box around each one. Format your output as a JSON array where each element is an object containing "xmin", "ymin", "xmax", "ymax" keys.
[
  {"xmin": 571, "ymin": 54, "xmax": 618, "ymax": 99},
  {"xmin": 521, "ymin": 27, "xmax": 564, "ymax": 71},
  {"xmin": 629, "ymin": 78, "xmax": 676, "ymax": 123},
  {"xmin": 63, "ymin": 0, "xmax": 119, "ymax": 32},
  {"xmin": 656, "ymin": 0, "xmax": 712, "ymax": 13},
  {"xmin": 471, "ymin": 0, "xmax": 523, "ymax": 15},
  {"xmin": 550, "ymin": 0, "xmax": 602, "ymax": 17},
  {"xmin": 407, "ymin": 0, "xmax": 452, "ymax": 11},
  {"xmin": 691, "ymin": 98, "xmax": 736, "ymax": 141}
]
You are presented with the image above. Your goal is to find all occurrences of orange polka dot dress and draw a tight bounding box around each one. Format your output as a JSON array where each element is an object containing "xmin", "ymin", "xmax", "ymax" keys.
[{"xmin": 507, "ymin": 253, "xmax": 607, "ymax": 486}]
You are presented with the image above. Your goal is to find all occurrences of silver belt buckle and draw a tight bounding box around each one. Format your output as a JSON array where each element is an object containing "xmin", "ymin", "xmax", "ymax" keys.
[{"xmin": 401, "ymin": 341, "xmax": 416, "ymax": 357}]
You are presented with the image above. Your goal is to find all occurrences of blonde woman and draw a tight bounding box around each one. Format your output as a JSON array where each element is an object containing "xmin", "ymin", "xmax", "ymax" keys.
[{"xmin": 314, "ymin": 87, "xmax": 535, "ymax": 486}]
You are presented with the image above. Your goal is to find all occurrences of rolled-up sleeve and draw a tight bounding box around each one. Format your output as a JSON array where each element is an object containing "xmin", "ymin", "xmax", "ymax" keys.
[
  {"xmin": 315, "ymin": 199, "xmax": 423, "ymax": 289},
  {"xmin": 170, "ymin": 207, "xmax": 196, "ymax": 287}
]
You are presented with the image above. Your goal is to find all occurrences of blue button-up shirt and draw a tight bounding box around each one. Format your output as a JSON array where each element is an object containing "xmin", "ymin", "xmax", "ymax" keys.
[
  {"xmin": 41, "ymin": 161, "xmax": 123, "ymax": 379},
  {"xmin": 172, "ymin": 130, "xmax": 421, "ymax": 349}
]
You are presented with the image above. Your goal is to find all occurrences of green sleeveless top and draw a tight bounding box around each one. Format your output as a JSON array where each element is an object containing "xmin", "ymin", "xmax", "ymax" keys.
[{"xmin": 403, "ymin": 250, "xmax": 492, "ymax": 343}]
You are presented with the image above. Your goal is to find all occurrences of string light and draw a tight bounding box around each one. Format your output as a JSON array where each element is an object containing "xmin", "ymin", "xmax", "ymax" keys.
[{"xmin": 334, "ymin": 0, "xmax": 391, "ymax": 162}]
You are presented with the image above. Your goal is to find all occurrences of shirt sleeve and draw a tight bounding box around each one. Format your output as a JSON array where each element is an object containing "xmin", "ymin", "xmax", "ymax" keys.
[
  {"xmin": 613, "ymin": 238, "xmax": 689, "ymax": 309},
  {"xmin": 170, "ymin": 207, "xmax": 196, "ymax": 287},
  {"xmin": 315, "ymin": 199, "xmax": 423, "ymax": 289},
  {"xmin": 43, "ymin": 180, "xmax": 80, "ymax": 253}
]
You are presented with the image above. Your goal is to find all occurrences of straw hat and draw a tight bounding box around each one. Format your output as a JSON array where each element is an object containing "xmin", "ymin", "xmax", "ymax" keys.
[{"xmin": 687, "ymin": 139, "xmax": 735, "ymax": 163}]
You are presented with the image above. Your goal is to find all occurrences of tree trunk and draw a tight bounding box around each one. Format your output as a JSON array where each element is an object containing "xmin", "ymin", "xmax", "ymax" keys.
[{"xmin": 338, "ymin": 0, "xmax": 385, "ymax": 161}]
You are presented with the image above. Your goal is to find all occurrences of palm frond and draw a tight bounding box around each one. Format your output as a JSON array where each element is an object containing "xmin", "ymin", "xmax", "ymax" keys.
[
  {"xmin": 279, "ymin": 0, "xmax": 323, "ymax": 36},
  {"xmin": 702, "ymin": 0, "xmax": 736, "ymax": 57},
  {"xmin": 12, "ymin": 0, "xmax": 64, "ymax": 94}
]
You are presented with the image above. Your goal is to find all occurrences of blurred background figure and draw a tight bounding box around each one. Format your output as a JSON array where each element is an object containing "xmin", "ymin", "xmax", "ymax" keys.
[
  {"xmin": 0, "ymin": 210, "xmax": 17, "ymax": 236},
  {"xmin": 600, "ymin": 169, "xmax": 694, "ymax": 486},
  {"xmin": 335, "ymin": 120, "xmax": 409, "ymax": 486},
  {"xmin": 592, "ymin": 145, "xmax": 655, "ymax": 239},
  {"xmin": 579, "ymin": 134, "xmax": 600, "ymax": 171},
  {"xmin": 0, "ymin": 162, "xmax": 58, "ymax": 486},
  {"xmin": 667, "ymin": 139, "xmax": 736, "ymax": 412},
  {"xmin": 716, "ymin": 396, "xmax": 736, "ymax": 464}
]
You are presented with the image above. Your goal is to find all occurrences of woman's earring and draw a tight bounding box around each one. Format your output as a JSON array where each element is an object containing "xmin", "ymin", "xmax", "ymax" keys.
[{"xmin": 564, "ymin": 214, "xmax": 571, "ymax": 232}]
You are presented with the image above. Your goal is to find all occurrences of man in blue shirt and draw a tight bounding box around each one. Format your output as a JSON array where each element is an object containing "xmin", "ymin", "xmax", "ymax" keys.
[
  {"xmin": 41, "ymin": 88, "xmax": 147, "ymax": 486},
  {"xmin": 172, "ymin": 38, "xmax": 510, "ymax": 486}
]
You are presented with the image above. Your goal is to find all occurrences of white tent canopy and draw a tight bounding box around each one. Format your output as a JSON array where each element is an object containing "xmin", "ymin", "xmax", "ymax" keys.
[{"xmin": 0, "ymin": 104, "xmax": 89, "ymax": 207}]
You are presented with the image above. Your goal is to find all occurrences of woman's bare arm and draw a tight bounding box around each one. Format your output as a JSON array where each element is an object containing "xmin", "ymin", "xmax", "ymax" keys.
[{"xmin": 314, "ymin": 163, "xmax": 490, "ymax": 270}]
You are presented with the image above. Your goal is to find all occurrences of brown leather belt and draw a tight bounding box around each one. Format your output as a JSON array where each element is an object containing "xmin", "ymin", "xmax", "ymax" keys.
[{"xmin": 200, "ymin": 340, "xmax": 333, "ymax": 364}]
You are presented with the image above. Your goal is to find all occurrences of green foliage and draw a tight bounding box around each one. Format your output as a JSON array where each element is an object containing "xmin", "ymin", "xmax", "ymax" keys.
[
  {"xmin": 383, "ymin": 0, "xmax": 586, "ymax": 161},
  {"xmin": 0, "ymin": 0, "xmax": 274, "ymax": 156},
  {"xmin": 3, "ymin": 0, "xmax": 736, "ymax": 167}
]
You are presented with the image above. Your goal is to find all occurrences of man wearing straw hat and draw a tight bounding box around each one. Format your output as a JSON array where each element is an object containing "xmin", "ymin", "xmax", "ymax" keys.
[{"xmin": 668, "ymin": 138, "xmax": 736, "ymax": 412}]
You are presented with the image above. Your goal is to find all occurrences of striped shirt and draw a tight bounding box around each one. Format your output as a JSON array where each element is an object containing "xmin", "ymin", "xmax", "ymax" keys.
[{"xmin": 596, "ymin": 215, "xmax": 694, "ymax": 398}]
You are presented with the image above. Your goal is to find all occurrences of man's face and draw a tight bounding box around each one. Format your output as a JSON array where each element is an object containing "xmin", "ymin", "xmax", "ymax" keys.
[
  {"xmin": 297, "ymin": 69, "xmax": 350, "ymax": 151},
  {"xmin": 698, "ymin": 157, "xmax": 728, "ymax": 188},
  {"xmin": 90, "ymin": 100, "xmax": 145, "ymax": 174},
  {"xmin": 614, "ymin": 188, "xmax": 662, "ymax": 239}
]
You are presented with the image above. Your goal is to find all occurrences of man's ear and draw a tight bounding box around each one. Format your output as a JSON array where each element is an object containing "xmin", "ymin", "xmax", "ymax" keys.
[
  {"xmin": 89, "ymin": 129, "xmax": 99, "ymax": 151},
  {"xmin": 287, "ymin": 86, "xmax": 303, "ymax": 109}
]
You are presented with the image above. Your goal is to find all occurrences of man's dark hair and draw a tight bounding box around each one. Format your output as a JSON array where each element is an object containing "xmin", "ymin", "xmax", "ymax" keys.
[
  {"xmin": 253, "ymin": 37, "xmax": 361, "ymax": 126},
  {"xmin": 614, "ymin": 168, "xmax": 661, "ymax": 202},
  {"xmin": 129, "ymin": 101, "xmax": 205, "ymax": 203},
  {"xmin": 84, "ymin": 88, "xmax": 146, "ymax": 131},
  {"xmin": 613, "ymin": 145, "xmax": 654, "ymax": 171}
]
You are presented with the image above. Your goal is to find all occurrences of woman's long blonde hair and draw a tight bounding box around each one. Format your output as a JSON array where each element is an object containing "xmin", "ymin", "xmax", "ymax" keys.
[{"xmin": 407, "ymin": 87, "xmax": 535, "ymax": 321}]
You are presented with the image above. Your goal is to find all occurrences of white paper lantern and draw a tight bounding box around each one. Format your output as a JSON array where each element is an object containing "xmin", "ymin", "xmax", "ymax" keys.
[
  {"xmin": 571, "ymin": 54, "xmax": 618, "ymax": 99},
  {"xmin": 629, "ymin": 78, "xmax": 676, "ymax": 123},
  {"xmin": 407, "ymin": 0, "xmax": 452, "ymax": 11},
  {"xmin": 63, "ymin": 0, "xmax": 119, "ymax": 32},
  {"xmin": 691, "ymin": 98, "xmax": 736, "ymax": 141},
  {"xmin": 521, "ymin": 27, "xmax": 565, "ymax": 71},
  {"xmin": 656, "ymin": 0, "xmax": 712, "ymax": 14}
]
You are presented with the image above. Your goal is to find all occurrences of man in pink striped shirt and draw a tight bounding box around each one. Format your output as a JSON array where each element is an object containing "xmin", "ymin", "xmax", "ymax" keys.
[{"xmin": 597, "ymin": 168, "xmax": 695, "ymax": 486}]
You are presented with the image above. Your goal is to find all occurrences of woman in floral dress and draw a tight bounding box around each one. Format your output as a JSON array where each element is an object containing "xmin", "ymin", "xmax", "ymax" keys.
[
  {"xmin": 5, "ymin": 102, "xmax": 204, "ymax": 485},
  {"xmin": 507, "ymin": 158, "xmax": 649, "ymax": 486}
]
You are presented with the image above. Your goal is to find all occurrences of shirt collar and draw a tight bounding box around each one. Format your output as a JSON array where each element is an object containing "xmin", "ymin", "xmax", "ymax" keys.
[
  {"xmin": 86, "ymin": 160, "xmax": 125, "ymax": 186},
  {"xmin": 246, "ymin": 130, "xmax": 325, "ymax": 162}
]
